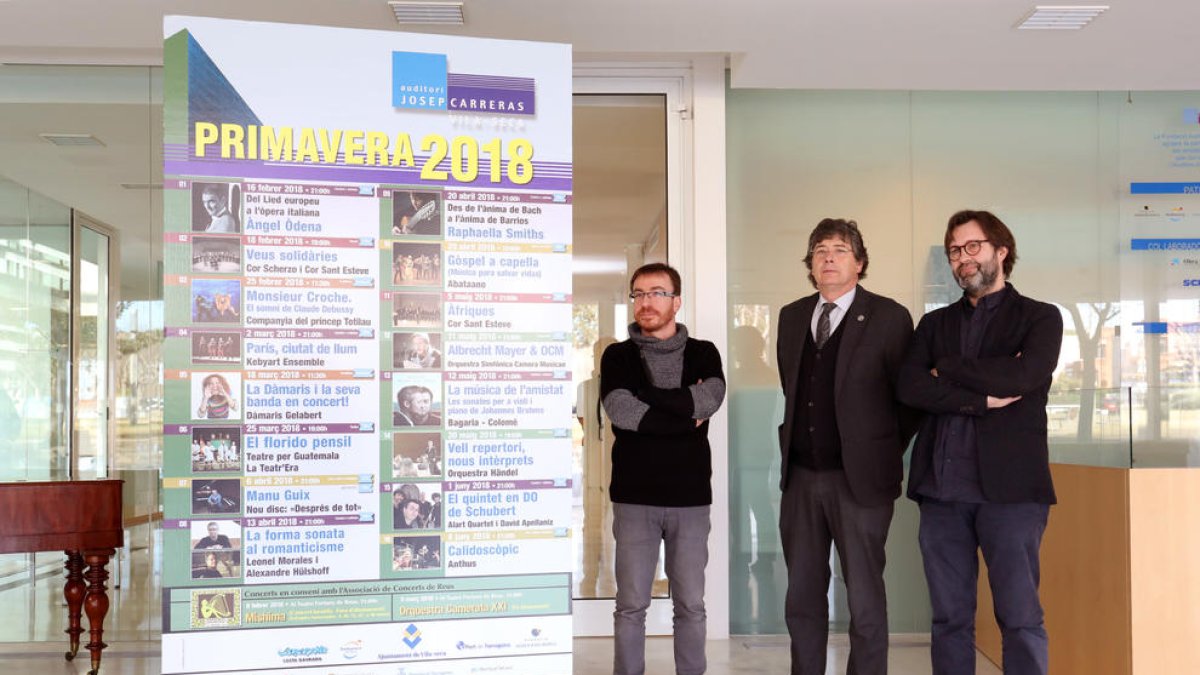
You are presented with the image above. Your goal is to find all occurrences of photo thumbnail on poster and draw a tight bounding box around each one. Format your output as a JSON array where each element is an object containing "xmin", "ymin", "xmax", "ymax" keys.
[
  {"xmin": 191, "ymin": 331, "xmax": 241, "ymax": 366},
  {"xmin": 392, "ymin": 431, "xmax": 442, "ymax": 479},
  {"xmin": 191, "ymin": 372, "xmax": 242, "ymax": 421},
  {"xmin": 191, "ymin": 478, "xmax": 241, "ymax": 516},
  {"xmin": 391, "ymin": 190, "xmax": 441, "ymax": 236},
  {"xmin": 391, "ymin": 292, "xmax": 441, "ymax": 329},
  {"xmin": 191, "ymin": 426, "xmax": 242, "ymax": 473},
  {"xmin": 392, "ymin": 372, "xmax": 442, "ymax": 427},
  {"xmin": 192, "ymin": 182, "xmax": 242, "ymax": 234},
  {"xmin": 391, "ymin": 483, "xmax": 443, "ymax": 531},
  {"xmin": 390, "ymin": 242, "xmax": 442, "ymax": 287},
  {"xmin": 190, "ymin": 235, "xmax": 242, "ymax": 274},
  {"xmin": 392, "ymin": 331, "xmax": 442, "ymax": 370},
  {"xmin": 191, "ymin": 278, "xmax": 241, "ymax": 324}
]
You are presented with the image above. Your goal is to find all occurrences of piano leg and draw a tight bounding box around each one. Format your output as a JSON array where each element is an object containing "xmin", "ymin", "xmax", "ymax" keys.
[
  {"xmin": 64, "ymin": 550, "xmax": 86, "ymax": 661},
  {"xmin": 83, "ymin": 548, "xmax": 116, "ymax": 675}
]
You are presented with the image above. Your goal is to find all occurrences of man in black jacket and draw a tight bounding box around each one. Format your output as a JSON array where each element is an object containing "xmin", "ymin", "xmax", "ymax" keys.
[
  {"xmin": 776, "ymin": 218, "xmax": 915, "ymax": 675},
  {"xmin": 600, "ymin": 262, "xmax": 725, "ymax": 675},
  {"xmin": 899, "ymin": 210, "xmax": 1062, "ymax": 675}
]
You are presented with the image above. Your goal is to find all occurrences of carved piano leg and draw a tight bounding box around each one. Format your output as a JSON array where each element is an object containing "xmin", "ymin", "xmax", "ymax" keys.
[
  {"xmin": 64, "ymin": 550, "xmax": 86, "ymax": 661},
  {"xmin": 83, "ymin": 549, "xmax": 116, "ymax": 675}
]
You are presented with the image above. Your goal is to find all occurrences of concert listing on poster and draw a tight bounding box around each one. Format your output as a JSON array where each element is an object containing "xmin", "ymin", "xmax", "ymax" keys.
[{"xmin": 160, "ymin": 16, "xmax": 573, "ymax": 674}]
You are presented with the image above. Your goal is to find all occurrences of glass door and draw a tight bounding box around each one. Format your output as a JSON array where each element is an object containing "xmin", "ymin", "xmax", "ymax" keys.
[
  {"xmin": 571, "ymin": 72, "xmax": 689, "ymax": 636},
  {"xmin": 73, "ymin": 216, "xmax": 114, "ymax": 478}
]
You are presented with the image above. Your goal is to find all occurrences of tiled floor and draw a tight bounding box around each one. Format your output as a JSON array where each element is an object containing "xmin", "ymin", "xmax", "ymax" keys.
[{"xmin": 0, "ymin": 635, "xmax": 1003, "ymax": 674}]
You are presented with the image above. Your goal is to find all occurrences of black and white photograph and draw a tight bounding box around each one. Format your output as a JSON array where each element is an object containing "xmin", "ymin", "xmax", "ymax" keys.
[{"xmin": 192, "ymin": 182, "xmax": 242, "ymax": 234}]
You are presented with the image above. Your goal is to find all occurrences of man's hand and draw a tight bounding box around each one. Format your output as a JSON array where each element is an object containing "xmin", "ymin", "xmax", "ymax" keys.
[
  {"xmin": 930, "ymin": 368, "xmax": 939, "ymax": 378},
  {"xmin": 987, "ymin": 395, "xmax": 1021, "ymax": 409},
  {"xmin": 695, "ymin": 418, "xmax": 705, "ymax": 428}
]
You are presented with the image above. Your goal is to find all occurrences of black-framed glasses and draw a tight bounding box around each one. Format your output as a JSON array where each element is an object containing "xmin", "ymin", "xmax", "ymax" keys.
[
  {"xmin": 947, "ymin": 239, "xmax": 989, "ymax": 261},
  {"xmin": 628, "ymin": 290, "xmax": 677, "ymax": 302}
]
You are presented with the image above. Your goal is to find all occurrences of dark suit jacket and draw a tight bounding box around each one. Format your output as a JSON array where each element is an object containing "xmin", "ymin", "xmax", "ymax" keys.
[
  {"xmin": 898, "ymin": 284, "xmax": 1062, "ymax": 504},
  {"xmin": 776, "ymin": 286, "xmax": 916, "ymax": 506}
]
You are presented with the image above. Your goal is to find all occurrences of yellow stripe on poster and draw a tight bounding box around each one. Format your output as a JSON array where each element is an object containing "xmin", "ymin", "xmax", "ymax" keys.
[
  {"xmin": 443, "ymin": 529, "xmax": 566, "ymax": 542},
  {"xmin": 443, "ymin": 242, "xmax": 571, "ymax": 254}
]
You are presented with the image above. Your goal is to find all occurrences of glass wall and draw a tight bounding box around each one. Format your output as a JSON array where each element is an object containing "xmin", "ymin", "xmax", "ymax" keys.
[
  {"xmin": 726, "ymin": 90, "xmax": 1200, "ymax": 633},
  {"xmin": 0, "ymin": 64, "xmax": 164, "ymax": 641},
  {"xmin": 0, "ymin": 179, "xmax": 72, "ymax": 481}
]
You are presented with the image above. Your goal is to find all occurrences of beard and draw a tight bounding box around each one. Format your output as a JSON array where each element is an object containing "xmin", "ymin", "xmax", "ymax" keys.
[
  {"xmin": 635, "ymin": 308, "xmax": 671, "ymax": 334},
  {"xmin": 954, "ymin": 255, "xmax": 1001, "ymax": 297}
]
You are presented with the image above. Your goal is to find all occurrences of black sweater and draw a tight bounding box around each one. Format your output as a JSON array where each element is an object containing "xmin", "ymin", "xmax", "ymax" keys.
[{"xmin": 600, "ymin": 337, "xmax": 725, "ymax": 507}]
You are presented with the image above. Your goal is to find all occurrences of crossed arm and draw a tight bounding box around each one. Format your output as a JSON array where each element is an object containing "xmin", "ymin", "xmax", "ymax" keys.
[
  {"xmin": 600, "ymin": 344, "xmax": 726, "ymax": 436},
  {"xmin": 898, "ymin": 305, "xmax": 1062, "ymax": 415}
]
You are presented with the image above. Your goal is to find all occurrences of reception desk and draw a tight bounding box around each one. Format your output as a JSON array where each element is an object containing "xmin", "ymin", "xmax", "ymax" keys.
[{"xmin": 976, "ymin": 463, "xmax": 1200, "ymax": 674}]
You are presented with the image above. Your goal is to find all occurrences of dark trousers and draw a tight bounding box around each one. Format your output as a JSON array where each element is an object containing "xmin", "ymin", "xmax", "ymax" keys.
[
  {"xmin": 780, "ymin": 466, "xmax": 894, "ymax": 675},
  {"xmin": 918, "ymin": 500, "xmax": 1050, "ymax": 675}
]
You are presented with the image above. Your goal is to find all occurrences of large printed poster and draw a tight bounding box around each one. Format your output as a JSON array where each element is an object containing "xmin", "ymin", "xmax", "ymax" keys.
[{"xmin": 161, "ymin": 17, "xmax": 573, "ymax": 674}]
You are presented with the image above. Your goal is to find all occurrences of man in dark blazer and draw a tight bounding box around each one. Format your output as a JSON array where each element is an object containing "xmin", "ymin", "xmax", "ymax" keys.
[
  {"xmin": 899, "ymin": 210, "xmax": 1062, "ymax": 675},
  {"xmin": 776, "ymin": 218, "xmax": 915, "ymax": 675}
]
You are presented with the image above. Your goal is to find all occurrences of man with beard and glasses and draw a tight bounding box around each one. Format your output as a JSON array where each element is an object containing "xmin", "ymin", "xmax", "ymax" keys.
[
  {"xmin": 600, "ymin": 262, "xmax": 725, "ymax": 675},
  {"xmin": 899, "ymin": 210, "xmax": 1063, "ymax": 675}
]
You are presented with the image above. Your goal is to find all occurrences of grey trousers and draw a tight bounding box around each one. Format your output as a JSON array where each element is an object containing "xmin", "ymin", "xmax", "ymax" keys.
[{"xmin": 612, "ymin": 502, "xmax": 711, "ymax": 675}]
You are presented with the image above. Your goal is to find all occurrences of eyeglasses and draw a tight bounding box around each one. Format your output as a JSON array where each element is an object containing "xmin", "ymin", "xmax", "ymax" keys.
[
  {"xmin": 628, "ymin": 290, "xmax": 677, "ymax": 302},
  {"xmin": 810, "ymin": 245, "xmax": 854, "ymax": 258},
  {"xmin": 947, "ymin": 239, "xmax": 989, "ymax": 261}
]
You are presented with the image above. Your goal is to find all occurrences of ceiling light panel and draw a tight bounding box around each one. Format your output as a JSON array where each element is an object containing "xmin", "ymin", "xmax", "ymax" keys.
[
  {"xmin": 1017, "ymin": 5, "xmax": 1109, "ymax": 30},
  {"xmin": 389, "ymin": 1, "xmax": 465, "ymax": 25},
  {"xmin": 39, "ymin": 133, "xmax": 104, "ymax": 147}
]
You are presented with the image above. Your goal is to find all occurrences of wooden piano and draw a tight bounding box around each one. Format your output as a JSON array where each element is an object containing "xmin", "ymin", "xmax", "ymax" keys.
[{"xmin": 0, "ymin": 480, "xmax": 123, "ymax": 675}]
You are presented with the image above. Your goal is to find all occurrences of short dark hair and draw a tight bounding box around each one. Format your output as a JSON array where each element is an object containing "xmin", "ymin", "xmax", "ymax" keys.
[
  {"xmin": 202, "ymin": 184, "xmax": 226, "ymax": 199},
  {"xmin": 803, "ymin": 218, "xmax": 869, "ymax": 287},
  {"xmin": 629, "ymin": 262, "xmax": 681, "ymax": 296},
  {"xmin": 945, "ymin": 209, "xmax": 1017, "ymax": 278}
]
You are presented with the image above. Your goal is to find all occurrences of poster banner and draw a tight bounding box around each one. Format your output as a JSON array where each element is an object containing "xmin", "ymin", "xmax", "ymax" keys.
[{"xmin": 161, "ymin": 17, "xmax": 572, "ymax": 673}]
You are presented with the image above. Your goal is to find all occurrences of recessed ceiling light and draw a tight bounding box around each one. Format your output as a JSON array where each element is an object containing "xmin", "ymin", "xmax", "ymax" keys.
[
  {"xmin": 1016, "ymin": 5, "xmax": 1109, "ymax": 30},
  {"xmin": 388, "ymin": 1, "xmax": 465, "ymax": 25},
  {"xmin": 39, "ymin": 133, "xmax": 105, "ymax": 147}
]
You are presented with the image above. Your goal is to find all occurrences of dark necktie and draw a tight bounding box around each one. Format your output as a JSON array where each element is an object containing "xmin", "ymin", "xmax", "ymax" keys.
[{"xmin": 815, "ymin": 302, "xmax": 835, "ymax": 349}]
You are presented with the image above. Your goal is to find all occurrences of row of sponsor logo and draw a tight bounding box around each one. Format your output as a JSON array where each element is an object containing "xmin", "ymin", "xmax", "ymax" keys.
[
  {"xmin": 1134, "ymin": 205, "xmax": 1200, "ymax": 221},
  {"xmin": 276, "ymin": 623, "xmax": 551, "ymax": 665}
]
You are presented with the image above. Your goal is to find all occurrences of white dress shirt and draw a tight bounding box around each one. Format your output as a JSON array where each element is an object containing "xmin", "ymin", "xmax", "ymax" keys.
[{"xmin": 809, "ymin": 286, "xmax": 857, "ymax": 342}]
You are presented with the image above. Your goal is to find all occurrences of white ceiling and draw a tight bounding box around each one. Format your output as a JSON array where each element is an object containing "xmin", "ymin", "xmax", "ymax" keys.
[
  {"xmin": 1, "ymin": 0, "xmax": 1197, "ymax": 300},
  {"xmin": 1, "ymin": 0, "xmax": 1198, "ymax": 89}
]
